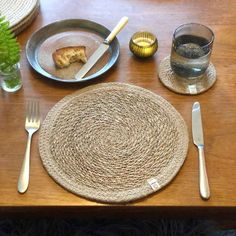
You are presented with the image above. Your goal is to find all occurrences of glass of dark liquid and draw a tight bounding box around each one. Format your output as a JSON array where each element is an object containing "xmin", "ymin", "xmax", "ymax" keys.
[{"xmin": 170, "ymin": 23, "xmax": 214, "ymax": 79}]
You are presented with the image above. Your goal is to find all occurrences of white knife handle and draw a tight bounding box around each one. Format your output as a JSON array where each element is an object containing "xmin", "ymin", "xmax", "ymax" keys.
[
  {"xmin": 198, "ymin": 145, "xmax": 210, "ymax": 200},
  {"xmin": 105, "ymin": 16, "xmax": 128, "ymax": 44}
]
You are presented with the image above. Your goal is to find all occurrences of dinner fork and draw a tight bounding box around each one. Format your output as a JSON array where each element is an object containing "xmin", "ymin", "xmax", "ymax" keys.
[{"xmin": 18, "ymin": 101, "xmax": 40, "ymax": 193}]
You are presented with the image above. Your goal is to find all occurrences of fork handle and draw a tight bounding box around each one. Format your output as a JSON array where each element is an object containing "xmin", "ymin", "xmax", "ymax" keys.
[
  {"xmin": 198, "ymin": 145, "xmax": 210, "ymax": 200},
  {"xmin": 18, "ymin": 133, "xmax": 32, "ymax": 193}
]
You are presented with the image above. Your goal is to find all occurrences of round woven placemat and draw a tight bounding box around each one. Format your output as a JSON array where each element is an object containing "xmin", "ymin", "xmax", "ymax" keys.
[
  {"xmin": 159, "ymin": 56, "xmax": 216, "ymax": 95},
  {"xmin": 39, "ymin": 82, "xmax": 189, "ymax": 203},
  {"xmin": 0, "ymin": 0, "xmax": 39, "ymax": 34}
]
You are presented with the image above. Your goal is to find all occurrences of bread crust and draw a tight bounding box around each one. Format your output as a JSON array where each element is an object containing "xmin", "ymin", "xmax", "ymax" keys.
[{"xmin": 52, "ymin": 46, "xmax": 87, "ymax": 68}]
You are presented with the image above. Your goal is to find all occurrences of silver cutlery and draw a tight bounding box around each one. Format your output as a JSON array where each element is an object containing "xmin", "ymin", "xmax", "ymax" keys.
[
  {"xmin": 75, "ymin": 16, "xmax": 128, "ymax": 80},
  {"xmin": 18, "ymin": 101, "xmax": 40, "ymax": 193},
  {"xmin": 192, "ymin": 102, "xmax": 210, "ymax": 200}
]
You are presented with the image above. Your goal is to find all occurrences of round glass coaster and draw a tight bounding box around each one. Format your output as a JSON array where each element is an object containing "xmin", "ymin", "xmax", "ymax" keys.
[{"xmin": 158, "ymin": 56, "xmax": 216, "ymax": 95}]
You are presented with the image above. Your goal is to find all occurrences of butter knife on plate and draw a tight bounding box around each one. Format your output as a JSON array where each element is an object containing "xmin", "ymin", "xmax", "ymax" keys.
[
  {"xmin": 192, "ymin": 102, "xmax": 210, "ymax": 200},
  {"xmin": 75, "ymin": 16, "xmax": 128, "ymax": 80}
]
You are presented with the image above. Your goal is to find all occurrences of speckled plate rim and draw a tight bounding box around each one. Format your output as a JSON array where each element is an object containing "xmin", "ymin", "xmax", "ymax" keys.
[{"xmin": 26, "ymin": 19, "xmax": 120, "ymax": 83}]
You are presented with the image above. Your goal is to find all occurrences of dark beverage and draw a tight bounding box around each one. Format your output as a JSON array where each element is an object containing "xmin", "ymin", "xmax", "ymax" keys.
[{"xmin": 171, "ymin": 34, "xmax": 212, "ymax": 78}]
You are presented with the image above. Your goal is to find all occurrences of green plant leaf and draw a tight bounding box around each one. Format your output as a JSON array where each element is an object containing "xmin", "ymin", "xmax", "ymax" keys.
[{"xmin": 0, "ymin": 15, "xmax": 20, "ymax": 71}]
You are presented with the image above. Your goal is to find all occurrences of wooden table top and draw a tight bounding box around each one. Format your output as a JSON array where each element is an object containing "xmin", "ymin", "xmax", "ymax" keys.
[{"xmin": 0, "ymin": 0, "xmax": 236, "ymax": 214}]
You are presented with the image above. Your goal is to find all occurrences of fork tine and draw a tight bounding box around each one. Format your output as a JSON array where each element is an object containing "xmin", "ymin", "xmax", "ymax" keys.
[
  {"xmin": 33, "ymin": 101, "xmax": 39, "ymax": 122},
  {"xmin": 26, "ymin": 101, "xmax": 31, "ymax": 123},
  {"xmin": 32, "ymin": 100, "xmax": 36, "ymax": 122},
  {"xmin": 32, "ymin": 100, "xmax": 40, "ymax": 122},
  {"xmin": 26, "ymin": 101, "xmax": 38, "ymax": 123},
  {"xmin": 30, "ymin": 101, "xmax": 34, "ymax": 122},
  {"xmin": 36, "ymin": 101, "xmax": 40, "ymax": 122}
]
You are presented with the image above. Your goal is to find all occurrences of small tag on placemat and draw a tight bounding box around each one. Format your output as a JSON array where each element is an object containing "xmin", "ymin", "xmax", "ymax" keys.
[
  {"xmin": 188, "ymin": 84, "xmax": 197, "ymax": 94},
  {"xmin": 147, "ymin": 178, "xmax": 160, "ymax": 191}
]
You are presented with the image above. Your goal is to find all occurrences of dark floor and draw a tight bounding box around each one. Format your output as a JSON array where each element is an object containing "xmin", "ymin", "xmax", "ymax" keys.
[{"xmin": 0, "ymin": 218, "xmax": 235, "ymax": 236}]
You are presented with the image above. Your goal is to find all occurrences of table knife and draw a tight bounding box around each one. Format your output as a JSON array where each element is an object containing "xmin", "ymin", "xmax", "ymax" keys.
[
  {"xmin": 192, "ymin": 102, "xmax": 210, "ymax": 200},
  {"xmin": 75, "ymin": 16, "xmax": 128, "ymax": 80}
]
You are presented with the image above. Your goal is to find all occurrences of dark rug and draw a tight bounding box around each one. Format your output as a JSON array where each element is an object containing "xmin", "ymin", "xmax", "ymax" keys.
[{"xmin": 0, "ymin": 218, "xmax": 235, "ymax": 236}]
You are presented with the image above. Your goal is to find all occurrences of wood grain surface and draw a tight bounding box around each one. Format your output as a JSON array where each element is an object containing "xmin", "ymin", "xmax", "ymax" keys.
[{"xmin": 0, "ymin": 0, "xmax": 236, "ymax": 218}]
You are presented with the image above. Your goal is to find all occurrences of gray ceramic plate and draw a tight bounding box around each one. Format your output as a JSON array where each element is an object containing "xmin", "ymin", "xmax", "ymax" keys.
[{"xmin": 26, "ymin": 19, "xmax": 120, "ymax": 82}]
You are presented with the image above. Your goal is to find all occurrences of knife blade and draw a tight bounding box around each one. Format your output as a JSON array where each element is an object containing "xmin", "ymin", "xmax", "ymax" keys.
[
  {"xmin": 75, "ymin": 16, "xmax": 128, "ymax": 80},
  {"xmin": 192, "ymin": 102, "xmax": 210, "ymax": 200}
]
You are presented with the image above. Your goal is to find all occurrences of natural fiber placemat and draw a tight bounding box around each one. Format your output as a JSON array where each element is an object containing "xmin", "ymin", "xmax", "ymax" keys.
[
  {"xmin": 0, "ymin": 0, "xmax": 38, "ymax": 32},
  {"xmin": 159, "ymin": 56, "xmax": 216, "ymax": 95},
  {"xmin": 39, "ymin": 82, "xmax": 189, "ymax": 203}
]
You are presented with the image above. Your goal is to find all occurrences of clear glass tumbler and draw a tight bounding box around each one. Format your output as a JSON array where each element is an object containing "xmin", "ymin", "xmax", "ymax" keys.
[
  {"xmin": 170, "ymin": 23, "xmax": 214, "ymax": 79},
  {"xmin": 0, "ymin": 63, "xmax": 22, "ymax": 92}
]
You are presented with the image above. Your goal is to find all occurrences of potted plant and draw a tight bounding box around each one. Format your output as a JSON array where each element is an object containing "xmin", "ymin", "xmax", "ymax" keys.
[{"xmin": 0, "ymin": 16, "xmax": 21, "ymax": 92}]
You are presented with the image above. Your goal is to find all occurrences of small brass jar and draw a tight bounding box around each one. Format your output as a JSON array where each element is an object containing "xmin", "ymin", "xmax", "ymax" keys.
[{"xmin": 129, "ymin": 31, "xmax": 158, "ymax": 58}]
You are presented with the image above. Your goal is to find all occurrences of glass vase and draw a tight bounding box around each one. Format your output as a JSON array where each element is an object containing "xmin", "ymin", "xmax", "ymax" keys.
[{"xmin": 0, "ymin": 63, "xmax": 22, "ymax": 92}]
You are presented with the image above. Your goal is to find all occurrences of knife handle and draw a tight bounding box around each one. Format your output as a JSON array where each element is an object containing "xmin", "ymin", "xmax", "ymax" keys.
[
  {"xmin": 198, "ymin": 145, "xmax": 210, "ymax": 200},
  {"xmin": 105, "ymin": 16, "xmax": 128, "ymax": 44}
]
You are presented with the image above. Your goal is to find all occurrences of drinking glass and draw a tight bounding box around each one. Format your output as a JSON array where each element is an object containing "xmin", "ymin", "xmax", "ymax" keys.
[
  {"xmin": 170, "ymin": 23, "xmax": 214, "ymax": 79},
  {"xmin": 0, "ymin": 63, "xmax": 22, "ymax": 92}
]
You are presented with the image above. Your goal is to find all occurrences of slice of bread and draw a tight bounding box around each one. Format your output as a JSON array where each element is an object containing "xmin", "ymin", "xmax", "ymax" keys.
[{"xmin": 52, "ymin": 46, "xmax": 87, "ymax": 68}]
